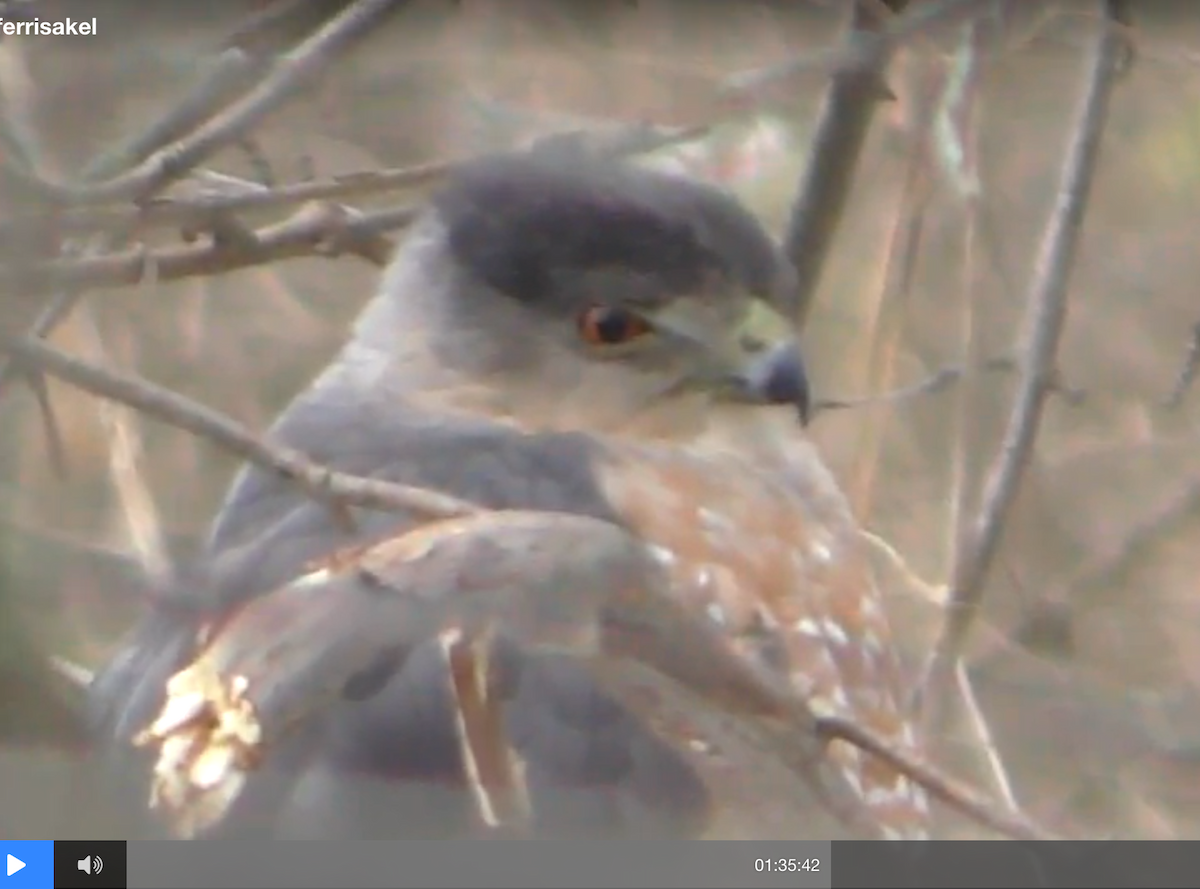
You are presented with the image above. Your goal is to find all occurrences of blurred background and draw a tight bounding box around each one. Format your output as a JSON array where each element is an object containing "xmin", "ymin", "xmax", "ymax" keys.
[{"xmin": 4, "ymin": 0, "xmax": 1200, "ymax": 841}]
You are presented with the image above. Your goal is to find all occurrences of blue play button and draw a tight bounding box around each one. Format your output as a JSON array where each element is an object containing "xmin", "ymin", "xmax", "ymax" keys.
[{"xmin": 0, "ymin": 842, "xmax": 51, "ymax": 889}]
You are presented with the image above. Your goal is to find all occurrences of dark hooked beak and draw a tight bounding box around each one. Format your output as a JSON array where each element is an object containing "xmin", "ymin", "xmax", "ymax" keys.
[
  {"xmin": 647, "ymin": 300, "xmax": 813, "ymax": 425},
  {"xmin": 737, "ymin": 341, "xmax": 812, "ymax": 425}
]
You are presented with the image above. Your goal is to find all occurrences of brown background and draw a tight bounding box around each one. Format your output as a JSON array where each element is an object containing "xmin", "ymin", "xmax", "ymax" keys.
[{"xmin": 4, "ymin": 0, "xmax": 1200, "ymax": 840}]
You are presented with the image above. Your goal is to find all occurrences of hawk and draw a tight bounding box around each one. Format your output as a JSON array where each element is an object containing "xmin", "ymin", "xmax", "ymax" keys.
[{"xmin": 86, "ymin": 149, "xmax": 931, "ymax": 841}]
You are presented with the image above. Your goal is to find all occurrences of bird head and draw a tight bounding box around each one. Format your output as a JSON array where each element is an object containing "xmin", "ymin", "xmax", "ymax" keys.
[{"xmin": 350, "ymin": 151, "xmax": 810, "ymax": 435}]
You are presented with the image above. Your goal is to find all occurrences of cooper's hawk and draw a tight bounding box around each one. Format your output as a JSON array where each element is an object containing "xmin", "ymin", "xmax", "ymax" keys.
[{"xmin": 87, "ymin": 150, "xmax": 931, "ymax": 841}]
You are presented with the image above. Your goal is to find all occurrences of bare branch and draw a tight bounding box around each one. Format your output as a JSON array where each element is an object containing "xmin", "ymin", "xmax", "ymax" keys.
[
  {"xmin": 48, "ymin": 655, "xmax": 95, "ymax": 690},
  {"xmin": 767, "ymin": 0, "xmax": 1002, "ymax": 332},
  {"xmin": 931, "ymin": 11, "xmax": 1029, "ymax": 822},
  {"xmin": 860, "ymin": 529, "xmax": 948, "ymax": 607},
  {"xmin": 0, "ymin": 510, "xmax": 148, "ymax": 578},
  {"xmin": 0, "ymin": 334, "xmax": 481, "ymax": 526},
  {"xmin": 943, "ymin": 10, "xmax": 992, "ymax": 584},
  {"xmin": 0, "ymin": 115, "xmax": 713, "ymax": 245},
  {"xmin": 73, "ymin": 306, "xmax": 173, "ymax": 585},
  {"xmin": 818, "ymin": 713, "xmax": 1064, "ymax": 841},
  {"xmin": 0, "ymin": 0, "xmax": 407, "ymax": 406},
  {"xmin": 1163, "ymin": 319, "xmax": 1200, "ymax": 408},
  {"xmin": 9, "ymin": 0, "xmax": 410, "ymax": 206},
  {"xmin": 61, "ymin": 2, "xmax": 374, "ymax": 185},
  {"xmin": 0, "ymin": 159, "xmax": 453, "ymax": 241},
  {"xmin": 0, "ymin": 96, "xmax": 702, "ymax": 410},
  {"xmin": 813, "ymin": 354, "xmax": 1086, "ymax": 417},
  {"xmin": 781, "ymin": 0, "xmax": 910, "ymax": 331},
  {"xmin": 952, "ymin": 659, "xmax": 1020, "ymax": 812},
  {"xmin": 722, "ymin": 0, "xmax": 996, "ymax": 105},
  {"xmin": 0, "ymin": 202, "xmax": 415, "ymax": 295},
  {"xmin": 0, "ymin": 6, "xmax": 300, "ymax": 435},
  {"xmin": 78, "ymin": 49, "xmax": 271, "ymax": 186},
  {"xmin": 0, "ymin": 242, "xmax": 111, "ymax": 399},
  {"xmin": 24, "ymin": 370, "xmax": 69, "ymax": 478},
  {"xmin": 922, "ymin": 1, "xmax": 1131, "ymax": 697}
]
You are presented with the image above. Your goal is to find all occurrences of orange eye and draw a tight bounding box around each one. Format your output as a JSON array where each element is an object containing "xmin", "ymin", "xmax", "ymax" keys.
[{"xmin": 577, "ymin": 306, "xmax": 652, "ymax": 346}]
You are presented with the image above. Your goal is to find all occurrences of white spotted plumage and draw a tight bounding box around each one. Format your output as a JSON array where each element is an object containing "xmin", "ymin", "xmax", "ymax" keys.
[{"xmin": 602, "ymin": 437, "xmax": 931, "ymax": 840}]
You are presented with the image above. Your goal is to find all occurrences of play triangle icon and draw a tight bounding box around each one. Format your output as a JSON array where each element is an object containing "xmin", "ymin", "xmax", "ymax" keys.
[{"xmin": 6, "ymin": 854, "xmax": 24, "ymax": 877}]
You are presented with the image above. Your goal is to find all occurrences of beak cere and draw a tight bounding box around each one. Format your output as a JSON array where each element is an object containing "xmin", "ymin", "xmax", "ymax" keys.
[
  {"xmin": 647, "ymin": 299, "xmax": 812, "ymax": 424},
  {"xmin": 739, "ymin": 342, "xmax": 812, "ymax": 425}
]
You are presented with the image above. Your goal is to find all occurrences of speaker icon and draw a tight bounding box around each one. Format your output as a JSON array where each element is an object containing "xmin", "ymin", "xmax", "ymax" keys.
[{"xmin": 77, "ymin": 855, "xmax": 104, "ymax": 875}]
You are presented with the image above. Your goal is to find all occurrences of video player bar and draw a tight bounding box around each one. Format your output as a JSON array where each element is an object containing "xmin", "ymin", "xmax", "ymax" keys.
[
  {"xmin": 0, "ymin": 839, "xmax": 1193, "ymax": 887},
  {"xmin": 4, "ymin": 840, "xmax": 826, "ymax": 889}
]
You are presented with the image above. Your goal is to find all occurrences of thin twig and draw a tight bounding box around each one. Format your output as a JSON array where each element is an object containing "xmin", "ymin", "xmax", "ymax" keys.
[
  {"xmin": 953, "ymin": 660, "xmax": 1020, "ymax": 812},
  {"xmin": 1163, "ymin": 319, "xmax": 1200, "ymax": 408},
  {"xmin": 0, "ymin": 116, "xmax": 718, "ymax": 294},
  {"xmin": 945, "ymin": 20, "xmax": 987, "ymax": 577},
  {"xmin": 0, "ymin": 216, "xmax": 123, "ymax": 419},
  {"xmin": 813, "ymin": 354, "xmax": 1085, "ymax": 417},
  {"xmin": 48, "ymin": 655, "xmax": 95, "ymax": 690},
  {"xmin": 818, "ymin": 713, "xmax": 1064, "ymax": 841},
  {"xmin": 0, "ymin": 48, "xmax": 117, "ymax": 451},
  {"xmin": 722, "ymin": 0, "xmax": 996, "ymax": 105},
  {"xmin": 9, "ymin": 0, "xmax": 409, "ymax": 206},
  {"xmin": 46, "ymin": 0, "xmax": 364, "ymax": 184},
  {"xmin": 935, "ymin": 11, "xmax": 1024, "ymax": 818},
  {"xmin": 73, "ymin": 305, "xmax": 173, "ymax": 585},
  {"xmin": 940, "ymin": 10, "xmax": 999, "ymax": 366},
  {"xmin": 0, "ymin": 115, "xmax": 713, "ymax": 244},
  {"xmin": 0, "ymin": 158, "xmax": 453, "ymax": 241},
  {"xmin": 860, "ymin": 529, "xmax": 948, "ymax": 606},
  {"xmin": 0, "ymin": 90, "xmax": 702, "ymax": 405},
  {"xmin": 0, "ymin": 1, "xmax": 397, "ymax": 426},
  {"xmin": 25, "ymin": 370, "xmax": 69, "ymax": 478},
  {"xmin": 0, "ymin": 2, "xmax": 338, "ymax": 427},
  {"xmin": 0, "ymin": 509, "xmax": 148, "ymax": 576},
  {"xmin": 921, "ymin": 1, "xmax": 1130, "ymax": 702},
  {"xmin": 0, "ymin": 334, "xmax": 481, "ymax": 525},
  {"xmin": 0, "ymin": 202, "xmax": 416, "ymax": 294},
  {"xmin": 845, "ymin": 43, "xmax": 937, "ymax": 520},
  {"xmin": 221, "ymin": 0, "xmax": 361, "ymax": 58},
  {"xmin": 79, "ymin": 49, "xmax": 271, "ymax": 186}
]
